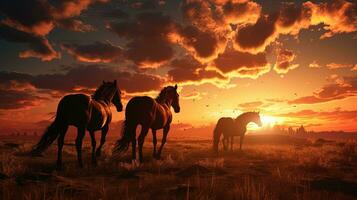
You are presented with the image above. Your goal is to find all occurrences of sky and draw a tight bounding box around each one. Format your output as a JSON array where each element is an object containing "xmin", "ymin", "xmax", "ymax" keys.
[{"xmin": 0, "ymin": 0, "xmax": 356, "ymax": 135}]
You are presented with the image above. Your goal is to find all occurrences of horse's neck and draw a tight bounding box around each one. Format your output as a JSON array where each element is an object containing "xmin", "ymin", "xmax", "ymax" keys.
[
  {"xmin": 157, "ymin": 98, "xmax": 172, "ymax": 109},
  {"xmin": 236, "ymin": 115, "xmax": 251, "ymax": 128},
  {"xmin": 95, "ymin": 93, "xmax": 113, "ymax": 105}
]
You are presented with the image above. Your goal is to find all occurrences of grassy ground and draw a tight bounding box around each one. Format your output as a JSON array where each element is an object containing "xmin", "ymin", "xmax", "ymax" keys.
[{"xmin": 0, "ymin": 134, "xmax": 357, "ymax": 200}]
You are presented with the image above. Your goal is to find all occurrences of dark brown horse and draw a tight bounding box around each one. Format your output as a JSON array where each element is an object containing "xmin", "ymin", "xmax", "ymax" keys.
[
  {"xmin": 213, "ymin": 112, "xmax": 262, "ymax": 152},
  {"xmin": 30, "ymin": 80, "xmax": 123, "ymax": 169},
  {"xmin": 114, "ymin": 85, "xmax": 180, "ymax": 163}
]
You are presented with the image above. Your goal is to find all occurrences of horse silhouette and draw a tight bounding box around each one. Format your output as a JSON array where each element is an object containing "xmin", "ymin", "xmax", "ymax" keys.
[
  {"xmin": 30, "ymin": 80, "xmax": 123, "ymax": 169},
  {"xmin": 114, "ymin": 85, "xmax": 180, "ymax": 163},
  {"xmin": 213, "ymin": 112, "xmax": 262, "ymax": 152}
]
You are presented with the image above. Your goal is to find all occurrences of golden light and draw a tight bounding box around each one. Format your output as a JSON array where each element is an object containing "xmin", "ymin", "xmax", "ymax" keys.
[{"xmin": 247, "ymin": 115, "xmax": 283, "ymax": 130}]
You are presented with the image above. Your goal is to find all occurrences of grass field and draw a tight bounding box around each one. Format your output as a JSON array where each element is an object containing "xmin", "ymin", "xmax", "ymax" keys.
[{"xmin": 1, "ymin": 133, "xmax": 357, "ymax": 200}]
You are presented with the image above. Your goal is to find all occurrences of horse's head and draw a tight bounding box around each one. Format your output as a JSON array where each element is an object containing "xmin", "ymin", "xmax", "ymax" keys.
[
  {"xmin": 110, "ymin": 80, "xmax": 123, "ymax": 112},
  {"xmin": 252, "ymin": 111, "xmax": 262, "ymax": 127},
  {"xmin": 166, "ymin": 84, "xmax": 180, "ymax": 113}
]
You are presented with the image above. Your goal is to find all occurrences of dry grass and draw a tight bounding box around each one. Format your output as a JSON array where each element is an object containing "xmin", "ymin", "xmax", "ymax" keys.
[{"xmin": 0, "ymin": 135, "xmax": 357, "ymax": 200}]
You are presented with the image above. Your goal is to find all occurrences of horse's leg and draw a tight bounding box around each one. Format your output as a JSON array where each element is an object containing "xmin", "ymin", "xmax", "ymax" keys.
[
  {"xmin": 222, "ymin": 136, "xmax": 228, "ymax": 152},
  {"xmin": 157, "ymin": 125, "xmax": 170, "ymax": 159},
  {"xmin": 56, "ymin": 125, "xmax": 68, "ymax": 170},
  {"xmin": 138, "ymin": 126, "xmax": 150, "ymax": 163},
  {"xmin": 230, "ymin": 136, "xmax": 234, "ymax": 151},
  {"xmin": 152, "ymin": 129, "xmax": 157, "ymax": 158},
  {"xmin": 75, "ymin": 127, "xmax": 86, "ymax": 168},
  {"xmin": 131, "ymin": 134, "xmax": 137, "ymax": 161},
  {"xmin": 89, "ymin": 131, "xmax": 97, "ymax": 166},
  {"xmin": 240, "ymin": 135, "xmax": 245, "ymax": 150},
  {"xmin": 96, "ymin": 124, "xmax": 108, "ymax": 157}
]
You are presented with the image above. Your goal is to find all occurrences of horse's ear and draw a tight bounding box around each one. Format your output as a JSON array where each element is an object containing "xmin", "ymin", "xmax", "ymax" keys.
[{"xmin": 174, "ymin": 84, "xmax": 178, "ymax": 90}]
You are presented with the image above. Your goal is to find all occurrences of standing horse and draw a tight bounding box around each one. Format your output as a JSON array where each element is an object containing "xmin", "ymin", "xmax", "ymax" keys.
[
  {"xmin": 213, "ymin": 112, "xmax": 262, "ymax": 152},
  {"xmin": 30, "ymin": 80, "xmax": 123, "ymax": 169},
  {"xmin": 114, "ymin": 85, "xmax": 180, "ymax": 163}
]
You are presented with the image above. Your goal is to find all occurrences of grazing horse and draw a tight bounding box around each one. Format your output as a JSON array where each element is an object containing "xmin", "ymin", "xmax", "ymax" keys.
[
  {"xmin": 114, "ymin": 85, "xmax": 180, "ymax": 163},
  {"xmin": 213, "ymin": 112, "xmax": 262, "ymax": 152},
  {"xmin": 30, "ymin": 80, "xmax": 123, "ymax": 169}
]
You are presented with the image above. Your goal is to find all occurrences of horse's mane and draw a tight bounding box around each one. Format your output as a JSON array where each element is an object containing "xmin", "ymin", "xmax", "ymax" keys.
[
  {"xmin": 92, "ymin": 83, "xmax": 110, "ymax": 100},
  {"xmin": 155, "ymin": 87, "xmax": 168, "ymax": 103},
  {"xmin": 235, "ymin": 112, "xmax": 257, "ymax": 122}
]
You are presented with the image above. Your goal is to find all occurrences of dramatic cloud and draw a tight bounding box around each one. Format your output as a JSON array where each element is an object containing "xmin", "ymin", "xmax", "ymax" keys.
[
  {"xmin": 289, "ymin": 75, "xmax": 357, "ymax": 104},
  {"xmin": 1, "ymin": 65, "xmax": 165, "ymax": 98},
  {"xmin": 0, "ymin": 25, "xmax": 60, "ymax": 61},
  {"xmin": 305, "ymin": 0, "xmax": 357, "ymax": 39},
  {"xmin": 326, "ymin": 62, "xmax": 355, "ymax": 69},
  {"xmin": 61, "ymin": 42, "xmax": 123, "ymax": 63},
  {"xmin": 108, "ymin": 12, "xmax": 178, "ymax": 68},
  {"xmin": 233, "ymin": 0, "xmax": 356, "ymax": 53},
  {"xmin": 237, "ymin": 101, "xmax": 264, "ymax": 111},
  {"xmin": 218, "ymin": 0, "xmax": 261, "ymax": 25},
  {"xmin": 213, "ymin": 47, "xmax": 270, "ymax": 78},
  {"xmin": 0, "ymin": 89, "xmax": 45, "ymax": 110},
  {"xmin": 309, "ymin": 60, "xmax": 322, "ymax": 68},
  {"xmin": 176, "ymin": 26, "xmax": 226, "ymax": 63},
  {"xmin": 0, "ymin": 0, "xmax": 105, "ymax": 60},
  {"xmin": 273, "ymin": 48, "xmax": 299, "ymax": 74},
  {"xmin": 167, "ymin": 55, "xmax": 226, "ymax": 85},
  {"xmin": 279, "ymin": 109, "xmax": 357, "ymax": 121},
  {"xmin": 234, "ymin": 13, "xmax": 278, "ymax": 53}
]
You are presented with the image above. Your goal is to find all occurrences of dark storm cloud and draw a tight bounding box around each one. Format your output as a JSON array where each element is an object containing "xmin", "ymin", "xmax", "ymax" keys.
[
  {"xmin": 167, "ymin": 56, "xmax": 225, "ymax": 84},
  {"xmin": 177, "ymin": 25, "xmax": 224, "ymax": 62},
  {"xmin": 0, "ymin": 25, "xmax": 60, "ymax": 61},
  {"xmin": 234, "ymin": 13, "xmax": 278, "ymax": 53},
  {"xmin": 213, "ymin": 48, "xmax": 268, "ymax": 74},
  {"xmin": 289, "ymin": 75, "xmax": 357, "ymax": 104},
  {"xmin": 107, "ymin": 12, "xmax": 178, "ymax": 68},
  {"xmin": 0, "ymin": 65, "xmax": 165, "ymax": 95},
  {"xmin": 0, "ymin": 89, "xmax": 46, "ymax": 110},
  {"xmin": 61, "ymin": 42, "xmax": 123, "ymax": 63},
  {"xmin": 0, "ymin": 0, "xmax": 106, "ymax": 60}
]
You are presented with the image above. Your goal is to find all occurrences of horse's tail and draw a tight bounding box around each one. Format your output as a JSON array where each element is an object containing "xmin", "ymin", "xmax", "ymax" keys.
[
  {"xmin": 114, "ymin": 120, "xmax": 135, "ymax": 153},
  {"xmin": 213, "ymin": 119, "xmax": 223, "ymax": 153},
  {"xmin": 30, "ymin": 101, "xmax": 66, "ymax": 156}
]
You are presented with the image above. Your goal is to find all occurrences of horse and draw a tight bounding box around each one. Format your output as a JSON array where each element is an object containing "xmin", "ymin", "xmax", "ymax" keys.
[
  {"xmin": 213, "ymin": 112, "xmax": 262, "ymax": 153},
  {"xmin": 30, "ymin": 80, "xmax": 123, "ymax": 169},
  {"xmin": 114, "ymin": 85, "xmax": 180, "ymax": 163}
]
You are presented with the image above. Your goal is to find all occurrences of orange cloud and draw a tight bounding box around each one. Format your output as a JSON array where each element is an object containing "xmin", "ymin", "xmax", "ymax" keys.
[
  {"xmin": 0, "ymin": 25, "xmax": 60, "ymax": 61},
  {"xmin": 304, "ymin": 0, "xmax": 357, "ymax": 39},
  {"xmin": 213, "ymin": 47, "xmax": 270, "ymax": 78},
  {"xmin": 273, "ymin": 48, "xmax": 299, "ymax": 74},
  {"xmin": 167, "ymin": 55, "xmax": 226, "ymax": 84},
  {"xmin": 218, "ymin": 0, "xmax": 261, "ymax": 25},
  {"xmin": 0, "ymin": 0, "xmax": 104, "ymax": 60},
  {"xmin": 326, "ymin": 62, "xmax": 355, "ymax": 69},
  {"xmin": 108, "ymin": 12, "xmax": 179, "ymax": 68},
  {"xmin": 289, "ymin": 75, "xmax": 357, "ymax": 104},
  {"xmin": 309, "ymin": 60, "xmax": 322, "ymax": 68},
  {"xmin": 61, "ymin": 42, "xmax": 123, "ymax": 63}
]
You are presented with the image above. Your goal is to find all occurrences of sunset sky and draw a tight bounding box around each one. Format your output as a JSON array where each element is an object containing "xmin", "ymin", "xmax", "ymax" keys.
[{"xmin": 0, "ymin": 0, "xmax": 356, "ymax": 134}]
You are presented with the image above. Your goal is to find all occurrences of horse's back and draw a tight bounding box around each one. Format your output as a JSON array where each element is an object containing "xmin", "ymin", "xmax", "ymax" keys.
[
  {"xmin": 126, "ymin": 96, "xmax": 155, "ymax": 118},
  {"xmin": 58, "ymin": 94, "xmax": 91, "ymax": 125},
  {"xmin": 216, "ymin": 117, "xmax": 235, "ymax": 134}
]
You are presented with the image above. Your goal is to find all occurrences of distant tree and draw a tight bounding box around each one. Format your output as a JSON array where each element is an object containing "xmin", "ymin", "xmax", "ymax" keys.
[
  {"xmin": 297, "ymin": 125, "xmax": 307, "ymax": 135},
  {"xmin": 288, "ymin": 127, "xmax": 295, "ymax": 135}
]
